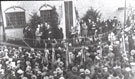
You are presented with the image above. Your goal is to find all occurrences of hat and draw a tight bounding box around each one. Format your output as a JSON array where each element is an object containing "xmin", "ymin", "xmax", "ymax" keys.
[
  {"xmin": 31, "ymin": 75, "xmax": 37, "ymax": 79},
  {"xmin": 43, "ymin": 67, "xmax": 48, "ymax": 71},
  {"xmin": 4, "ymin": 49, "xmax": 8, "ymax": 52},
  {"xmin": 103, "ymin": 67, "xmax": 108, "ymax": 71},
  {"xmin": 56, "ymin": 67, "xmax": 63, "ymax": 74},
  {"xmin": 131, "ymin": 50, "xmax": 135, "ymax": 56},
  {"xmin": 19, "ymin": 47, "xmax": 22, "ymax": 49},
  {"xmin": 69, "ymin": 52, "xmax": 73, "ymax": 55},
  {"xmin": 56, "ymin": 67, "xmax": 61, "ymax": 72},
  {"xmin": 53, "ymin": 71, "xmax": 57, "ymax": 75},
  {"xmin": 57, "ymin": 58, "xmax": 61, "ymax": 63},
  {"xmin": 57, "ymin": 54, "xmax": 61, "ymax": 57},
  {"xmin": 49, "ymin": 75, "xmax": 54, "ymax": 79},
  {"xmin": 8, "ymin": 58, "xmax": 13, "ymax": 61},
  {"xmin": 22, "ymin": 77, "xmax": 28, "ymax": 79},
  {"xmin": 43, "ymin": 76, "xmax": 49, "ymax": 79},
  {"xmin": 85, "ymin": 47, "xmax": 89, "ymax": 50},
  {"xmin": 58, "ymin": 62, "xmax": 64, "ymax": 67},
  {"xmin": 5, "ymin": 61, "xmax": 9, "ymax": 65},
  {"xmin": 130, "ymin": 62, "xmax": 135, "ymax": 66},
  {"xmin": 58, "ymin": 47, "xmax": 62, "ymax": 50},
  {"xmin": 41, "ymin": 72, "xmax": 47, "ymax": 76},
  {"xmin": 86, "ymin": 52, "xmax": 90, "ymax": 56},
  {"xmin": 78, "ymin": 52, "xmax": 82, "ymax": 56},
  {"xmin": 31, "ymin": 48, "xmax": 34, "ymax": 51},
  {"xmin": 125, "ymin": 67, "xmax": 131, "ymax": 72},
  {"xmin": 26, "ymin": 61, "xmax": 31, "ymax": 65},
  {"xmin": 0, "ymin": 69, "xmax": 4, "ymax": 75},
  {"xmin": 17, "ymin": 60, "xmax": 21, "ymax": 64},
  {"xmin": 85, "ymin": 69, "xmax": 90, "ymax": 74},
  {"xmin": 95, "ymin": 56, "xmax": 100, "ymax": 60},
  {"xmin": 109, "ymin": 45, "xmax": 113, "ymax": 51},
  {"xmin": 13, "ymin": 48, "xmax": 16, "ymax": 50},
  {"xmin": 59, "ymin": 77, "xmax": 65, "ymax": 79},
  {"xmin": 17, "ymin": 69, "xmax": 24, "ymax": 74},
  {"xmin": 69, "ymin": 43, "xmax": 72, "ymax": 46},
  {"xmin": 115, "ymin": 41, "xmax": 120, "ymax": 45},
  {"xmin": 26, "ymin": 66, "xmax": 31, "ymax": 71},
  {"xmin": 37, "ymin": 70, "xmax": 42, "ymax": 74}
]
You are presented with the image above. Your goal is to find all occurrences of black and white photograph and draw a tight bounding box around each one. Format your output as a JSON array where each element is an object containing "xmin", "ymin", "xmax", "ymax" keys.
[{"xmin": 0, "ymin": 0, "xmax": 135, "ymax": 79}]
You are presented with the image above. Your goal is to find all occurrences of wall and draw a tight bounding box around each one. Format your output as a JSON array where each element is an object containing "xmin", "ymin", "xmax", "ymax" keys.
[
  {"xmin": 5, "ymin": 28, "xmax": 23, "ymax": 40},
  {"xmin": 1, "ymin": 1, "xmax": 66, "ymax": 39}
]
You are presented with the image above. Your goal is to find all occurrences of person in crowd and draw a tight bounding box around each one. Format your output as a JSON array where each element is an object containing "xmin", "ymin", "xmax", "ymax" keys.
[
  {"xmin": 87, "ymin": 18, "xmax": 92, "ymax": 36},
  {"xmin": 35, "ymin": 24, "xmax": 42, "ymax": 47},
  {"xmin": 23, "ymin": 25, "xmax": 34, "ymax": 46},
  {"xmin": 81, "ymin": 21, "xmax": 88, "ymax": 37},
  {"xmin": 41, "ymin": 22, "xmax": 48, "ymax": 40},
  {"xmin": 54, "ymin": 25, "xmax": 64, "ymax": 40}
]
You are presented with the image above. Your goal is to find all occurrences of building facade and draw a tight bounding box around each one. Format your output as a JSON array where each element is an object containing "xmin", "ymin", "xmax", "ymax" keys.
[
  {"xmin": 1, "ymin": 0, "xmax": 76, "ymax": 40},
  {"xmin": 1, "ymin": 0, "xmax": 135, "ymax": 41}
]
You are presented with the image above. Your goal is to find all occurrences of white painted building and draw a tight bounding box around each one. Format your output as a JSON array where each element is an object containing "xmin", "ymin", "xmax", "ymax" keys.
[{"xmin": 1, "ymin": 0, "xmax": 76, "ymax": 40}]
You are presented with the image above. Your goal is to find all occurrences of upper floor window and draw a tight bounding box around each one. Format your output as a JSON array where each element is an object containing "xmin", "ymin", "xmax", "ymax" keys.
[
  {"xmin": 5, "ymin": 6, "xmax": 26, "ymax": 28},
  {"xmin": 39, "ymin": 4, "xmax": 53, "ymax": 23}
]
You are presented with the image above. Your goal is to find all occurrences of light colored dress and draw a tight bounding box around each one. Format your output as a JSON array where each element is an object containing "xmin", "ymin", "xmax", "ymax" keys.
[
  {"xmin": 35, "ymin": 28, "xmax": 42, "ymax": 44},
  {"xmin": 82, "ymin": 23, "xmax": 88, "ymax": 36}
]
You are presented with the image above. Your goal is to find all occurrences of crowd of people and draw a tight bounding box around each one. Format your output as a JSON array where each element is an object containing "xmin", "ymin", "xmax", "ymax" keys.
[
  {"xmin": 1, "ymin": 11, "xmax": 135, "ymax": 79},
  {"xmin": 1, "ymin": 22, "xmax": 135, "ymax": 79},
  {"xmin": 80, "ymin": 17, "xmax": 120, "ymax": 37},
  {"xmin": 23, "ymin": 22, "xmax": 64, "ymax": 47},
  {"xmin": 22, "ymin": 15, "xmax": 122, "ymax": 49}
]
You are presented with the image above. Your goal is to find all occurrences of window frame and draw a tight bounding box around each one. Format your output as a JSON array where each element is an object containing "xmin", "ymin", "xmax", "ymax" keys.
[
  {"xmin": 4, "ymin": 6, "xmax": 26, "ymax": 29},
  {"xmin": 39, "ymin": 4, "xmax": 53, "ymax": 23},
  {"xmin": 40, "ymin": 10, "xmax": 52, "ymax": 23}
]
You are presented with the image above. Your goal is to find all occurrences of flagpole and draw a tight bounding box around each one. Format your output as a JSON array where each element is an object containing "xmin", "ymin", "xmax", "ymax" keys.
[
  {"xmin": 124, "ymin": 0, "xmax": 127, "ymax": 26},
  {"xmin": 123, "ymin": 0, "xmax": 127, "ymax": 54}
]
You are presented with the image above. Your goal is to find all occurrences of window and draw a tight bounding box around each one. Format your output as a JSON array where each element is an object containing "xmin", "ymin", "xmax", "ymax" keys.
[
  {"xmin": 6, "ymin": 12, "xmax": 26, "ymax": 28},
  {"xmin": 40, "ymin": 10, "xmax": 52, "ymax": 23}
]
